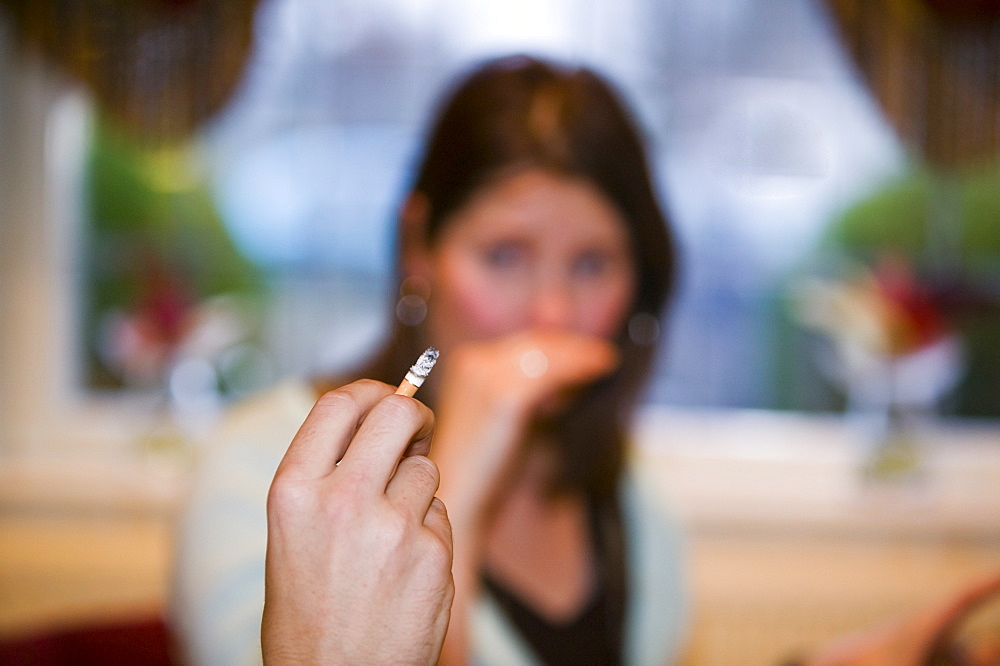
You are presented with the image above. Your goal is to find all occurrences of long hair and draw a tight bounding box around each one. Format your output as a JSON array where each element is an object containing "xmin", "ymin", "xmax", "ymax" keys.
[{"xmin": 348, "ymin": 54, "xmax": 677, "ymax": 500}]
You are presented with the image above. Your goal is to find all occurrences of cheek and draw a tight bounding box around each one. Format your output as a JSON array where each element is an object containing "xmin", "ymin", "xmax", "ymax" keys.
[
  {"xmin": 580, "ymin": 275, "xmax": 636, "ymax": 339},
  {"xmin": 430, "ymin": 256, "xmax": 523, "ymax": 341},
  {"xmin": 580, "ymin": 290, "xmax": 632, "ymax": 338}
]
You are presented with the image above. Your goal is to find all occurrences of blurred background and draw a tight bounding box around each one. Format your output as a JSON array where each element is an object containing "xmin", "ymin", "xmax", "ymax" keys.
[{"xmin": 1, "ymin": 0, "xmax": 999, "ymax": 663}]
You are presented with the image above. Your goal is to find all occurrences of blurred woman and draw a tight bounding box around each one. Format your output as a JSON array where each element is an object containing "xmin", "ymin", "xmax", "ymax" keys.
[{"xmin": 172, "ymin": 54, "xmax": 687, "ymax": 665}]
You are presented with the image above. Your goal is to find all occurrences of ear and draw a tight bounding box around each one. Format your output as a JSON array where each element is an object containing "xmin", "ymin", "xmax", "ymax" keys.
[{"xmin": 400, "ymin": 192, "xmax": 432, "ymax": 282}]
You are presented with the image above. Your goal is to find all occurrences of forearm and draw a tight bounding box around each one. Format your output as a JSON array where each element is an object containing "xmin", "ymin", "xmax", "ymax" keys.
[
  {"xmin": 434, "ymin": 469, "xmax": 490, "ymax": 666},
  {"xmin": 430, "ymin": 411, "xmax": 513, "ymax": 665}
]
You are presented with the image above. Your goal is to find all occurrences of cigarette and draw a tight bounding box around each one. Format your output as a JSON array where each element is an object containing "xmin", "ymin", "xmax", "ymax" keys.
[{"xmin": 395, "ymin": 347, "xmax": 439, "ymax": 397}]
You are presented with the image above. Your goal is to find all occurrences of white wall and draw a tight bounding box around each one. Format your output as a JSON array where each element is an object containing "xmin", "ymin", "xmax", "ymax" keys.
[
  {"xmin": 0, "ymin": 13, "xmax": 9, "ymax": 453},
  {"xmin": 0, "ymin": 21, "xmax": 154, "ymax": 457},
  {"xmin": 0, "ymin": 35, "xmax": 69, "ymax": 453}
]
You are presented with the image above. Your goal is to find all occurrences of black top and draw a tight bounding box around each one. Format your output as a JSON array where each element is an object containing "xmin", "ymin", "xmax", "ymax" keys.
[{"xmin": 481, "ymin": 497, "xmax": 628, "ymax": 666}]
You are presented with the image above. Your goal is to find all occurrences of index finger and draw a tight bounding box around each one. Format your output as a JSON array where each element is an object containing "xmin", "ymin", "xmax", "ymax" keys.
[
  {"xmin": 513, "ymin": 330, "xmax": 619, "ymax": 384},
  {"xmin": 275, "ymin": 379, "xmax": 394, "ymax": 482},
  {"xmin": 336, "ymin": 394, "xmax": 435, "ymax": 493}
]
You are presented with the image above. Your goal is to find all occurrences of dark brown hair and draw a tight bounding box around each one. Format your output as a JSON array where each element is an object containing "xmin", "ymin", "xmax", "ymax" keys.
[{"xmin": 348, "ymin": 54, "xmax": 677, "ymax": 500}]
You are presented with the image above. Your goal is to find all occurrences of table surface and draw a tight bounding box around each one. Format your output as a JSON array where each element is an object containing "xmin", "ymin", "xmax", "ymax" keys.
[{"xmin": 1, "ymin": 407, "xmax": 999, "ymax": 661}]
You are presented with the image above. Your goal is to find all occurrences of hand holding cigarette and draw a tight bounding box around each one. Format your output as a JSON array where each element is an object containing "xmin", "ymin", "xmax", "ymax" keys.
[{"xmin": 262, "ymin": 353, "xmax": 452, "ymax": 666}]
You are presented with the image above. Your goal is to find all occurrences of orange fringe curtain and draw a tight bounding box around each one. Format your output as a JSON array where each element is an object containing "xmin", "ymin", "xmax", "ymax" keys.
[
  {"xmin": 4, "ymin": 0, "xmax": 999, "ymax": 165},
  {"xmin": 824, "ymin": 0, "xmax": 1000, "ymax": 169},
  {"xmin": 0, "ymin": 0, "xmax": 260, "ymax": 141}
]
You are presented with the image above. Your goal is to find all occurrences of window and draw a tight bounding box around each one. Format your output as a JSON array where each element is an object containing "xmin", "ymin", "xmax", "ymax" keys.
[{"xmin": 190, "ymin": 0, "xmax": 901, "ymax": 409}]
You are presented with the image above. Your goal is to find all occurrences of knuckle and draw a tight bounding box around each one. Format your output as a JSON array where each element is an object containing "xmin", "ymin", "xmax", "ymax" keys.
[
  {"xmin": 380, "ymin": 509, "xmax": 411, "ymax": 546},
  {"xmin": 266, "ymin": 475, "xmax": 308, "ymax": 515},
  {"xmin": 403, "ymin": 455, "xmax": 440, "ymax": 488},
  {"xmin": 351, "ymin": 378, "xmax": 390, "ymax": 393},
  {"xmin": 422, "ymin": 529, "xmax": 454, "ymax": 569},
  {"xmin": 315, "ymin": 387, "xmax": 359, "ymax": 414},
  {"xmin": 314, "ymin": 380, "xmax": 391, "ymax": 416},
  {"xmin": 376, "ymin": 393, "xmax": 423, "ymax": 426}
]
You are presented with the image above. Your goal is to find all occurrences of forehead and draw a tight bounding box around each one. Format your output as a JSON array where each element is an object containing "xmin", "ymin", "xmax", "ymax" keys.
[{"xmin": 441, "ymin": 169, "xmax": 631, "ymax": 246}]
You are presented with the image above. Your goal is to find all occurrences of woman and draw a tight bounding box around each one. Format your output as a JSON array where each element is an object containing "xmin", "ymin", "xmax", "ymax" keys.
[{"xmin": 172, "ymin": 54, "xmax": 687, "ymax": 665}]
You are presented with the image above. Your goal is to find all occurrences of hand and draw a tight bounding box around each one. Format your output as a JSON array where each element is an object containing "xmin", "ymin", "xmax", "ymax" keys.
[
  {"xmin": 428, "ymin": 330, "xmax": 617, "ymax": 664},
  {"xmin": 431, "ymin": 329, "xmax": 619, "ymax": 527},
  {"xmin": 261, "ymin": 379, "xmax": 454, "ymax": 665},
  {"xmin": 804, "ymin": 571, "xmax": 1000, "ymax": 666}
]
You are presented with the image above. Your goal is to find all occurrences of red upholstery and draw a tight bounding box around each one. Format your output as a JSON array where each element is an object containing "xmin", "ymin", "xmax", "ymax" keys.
[{"xmin": 0, "ymin": 617, "xmax": 177, "ymax": 666}]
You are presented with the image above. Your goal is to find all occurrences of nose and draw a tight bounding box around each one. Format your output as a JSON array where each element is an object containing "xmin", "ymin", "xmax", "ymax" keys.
[{"xmin": 529, "ymin": 277, "xmax": 574, "ymax": 330}]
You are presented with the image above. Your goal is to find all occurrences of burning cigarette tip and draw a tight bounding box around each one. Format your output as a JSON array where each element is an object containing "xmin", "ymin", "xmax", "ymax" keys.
[
  {"xmin": 409, "ymin": 347, "xmax": 439, "ymax": 380},
  {"xmin": 396, "ymin": 347, "xmax": 439, "ymax": 396}
]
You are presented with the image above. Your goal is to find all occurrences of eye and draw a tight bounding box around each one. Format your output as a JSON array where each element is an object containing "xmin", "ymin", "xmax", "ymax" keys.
[
  {"xmin": 482, "ymin": 241, "xmax": 526, "ymax": 269},
  {"xmin": 572, "ymin": 250, "xmax": 612, "ymax": 278}
]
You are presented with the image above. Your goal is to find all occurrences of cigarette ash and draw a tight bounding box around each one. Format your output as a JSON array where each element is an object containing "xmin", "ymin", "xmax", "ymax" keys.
[{"xmin": 409, "ymin": 347, "xmax": 439, "ymax": 379}]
